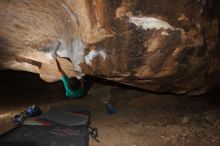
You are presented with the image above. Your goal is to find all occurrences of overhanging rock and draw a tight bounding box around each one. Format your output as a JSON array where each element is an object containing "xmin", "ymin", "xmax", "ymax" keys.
[{"xmin": 0, "ymin": 0, "xmax": 220, "ymax": 95}]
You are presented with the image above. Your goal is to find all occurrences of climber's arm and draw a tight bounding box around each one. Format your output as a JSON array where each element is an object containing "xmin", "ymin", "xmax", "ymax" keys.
[{"xmin": 53, "ymin": 56, "xmax": 66, "ymax": 77}]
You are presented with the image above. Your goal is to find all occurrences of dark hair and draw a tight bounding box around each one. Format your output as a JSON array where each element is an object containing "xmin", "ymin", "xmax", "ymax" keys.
[{"xmin": 68, "ymin": 77, "xmax": 80, "ymax": 90}]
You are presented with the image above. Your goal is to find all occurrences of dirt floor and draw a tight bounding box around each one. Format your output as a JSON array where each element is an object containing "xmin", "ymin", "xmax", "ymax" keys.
[{"xmin": 1, "ymin": 71, "xmax": 220, "ymax": 146}]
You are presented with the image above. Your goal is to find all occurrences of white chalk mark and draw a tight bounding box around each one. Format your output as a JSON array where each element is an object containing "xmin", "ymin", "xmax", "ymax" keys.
[
  {"xmin": 49, "ymin": 39, "xmax": 85, "ymax": 79},
  {"xmin": 69, "ymin": 39, "xmax": 85, "ymax": 72},
  {"xmin": 161, "ymin": 31, "xmax": 169, "ymax": 36},
  {"xmin": 129, "ymin": 16, "xmax": 174, "ymax": 30},
  {"xmin": 85, "ymin": 50, "xmax": 107, "ymax": 65}
]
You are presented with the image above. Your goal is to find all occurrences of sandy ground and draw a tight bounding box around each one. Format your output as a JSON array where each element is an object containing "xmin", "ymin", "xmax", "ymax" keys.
[{"xmin": 1, "ymin": 71, "xmax": 220, "ymax": 146}]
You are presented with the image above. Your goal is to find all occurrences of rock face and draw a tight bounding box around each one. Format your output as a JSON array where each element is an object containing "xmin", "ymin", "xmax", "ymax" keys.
[{"xmin": 0, "ymin": 0, "xmax": 220, "ymax": 95}]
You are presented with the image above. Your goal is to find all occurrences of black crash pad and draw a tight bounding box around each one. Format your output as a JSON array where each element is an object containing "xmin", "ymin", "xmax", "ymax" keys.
[{"xmin": 0, "ymin": 105, "xmax": 90, "ymax": 146}]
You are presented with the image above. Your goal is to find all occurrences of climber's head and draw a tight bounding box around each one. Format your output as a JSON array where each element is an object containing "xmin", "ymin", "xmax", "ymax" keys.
[{"xmin": 68, "ymin": 77, "xmax": 80, "ymax": 90}]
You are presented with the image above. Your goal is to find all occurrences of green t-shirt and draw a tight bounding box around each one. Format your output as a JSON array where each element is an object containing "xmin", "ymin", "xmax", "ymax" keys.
[{"xmin": 61, "ymin": 75, "xmax": 86, "ymax": 98}]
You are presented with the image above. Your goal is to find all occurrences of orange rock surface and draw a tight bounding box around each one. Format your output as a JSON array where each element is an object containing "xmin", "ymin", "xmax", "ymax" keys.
[{"xmin": 0, "ymin": 0, "xmax": 220, "ymax": 95}]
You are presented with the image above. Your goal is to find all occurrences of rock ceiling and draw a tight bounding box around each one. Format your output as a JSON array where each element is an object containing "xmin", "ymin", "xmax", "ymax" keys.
[{"xmin": 0, "ymin": 0, "xmax": 220, "ymax": 95}]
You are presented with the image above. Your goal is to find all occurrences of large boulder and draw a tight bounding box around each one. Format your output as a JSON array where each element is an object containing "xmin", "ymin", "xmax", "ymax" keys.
[{"xmin": 0, "ymin": 0, "xmax": 220, "ymax": 95}]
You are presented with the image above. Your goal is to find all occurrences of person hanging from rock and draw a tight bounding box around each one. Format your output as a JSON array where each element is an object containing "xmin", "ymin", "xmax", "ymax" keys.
[{"xmin": 53, "ymin": 55, "xmax": 93, "ymax": 99}]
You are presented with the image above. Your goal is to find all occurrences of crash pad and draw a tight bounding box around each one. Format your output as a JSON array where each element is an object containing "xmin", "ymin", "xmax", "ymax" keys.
[{"xmin": 0, "ymin": 105, "xmax": 90, "ymax": 146}]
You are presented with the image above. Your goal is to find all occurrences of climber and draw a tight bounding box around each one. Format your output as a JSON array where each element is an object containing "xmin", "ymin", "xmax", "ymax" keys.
[{"xmin": 53, "ymin": 55, "xmax": 93, "ymax": 98}]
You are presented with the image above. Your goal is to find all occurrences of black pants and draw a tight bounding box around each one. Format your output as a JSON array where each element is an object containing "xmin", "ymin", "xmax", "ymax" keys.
[{"xmin": 82, "ymin": 76, "xmax": 94, "ymax": 94}]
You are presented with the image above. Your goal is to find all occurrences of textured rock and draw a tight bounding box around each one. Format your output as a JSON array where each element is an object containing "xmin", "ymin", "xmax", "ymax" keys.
[{"xmin": 0, "ymin": 0, "xmax": 220, "ymax": 95}]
